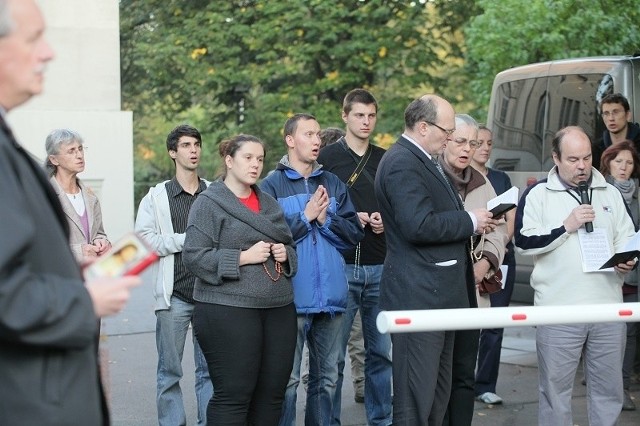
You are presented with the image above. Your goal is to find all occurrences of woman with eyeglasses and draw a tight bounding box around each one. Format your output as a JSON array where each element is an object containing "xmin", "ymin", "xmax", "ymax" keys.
[
  {"xmin": 438, "ymin": 115, "xmax": 509, "ymax": 426},
  {"xmin": 44, "ymin": 128, "xmax": 111, "ymax": 262}
]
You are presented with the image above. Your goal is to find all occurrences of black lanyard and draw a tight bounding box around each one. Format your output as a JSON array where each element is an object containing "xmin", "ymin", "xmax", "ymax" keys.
[{"xmin": 565, "ymin": 187, "xmax": 592, "ymax": 205}]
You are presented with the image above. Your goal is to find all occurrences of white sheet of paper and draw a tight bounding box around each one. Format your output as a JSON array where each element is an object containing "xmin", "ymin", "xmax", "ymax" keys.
[
  {"xmin": 578, "ymin": 228, "xmax": 613, "ymax": 272},
  {"xmin": 499, "ymin": 265, "xmax": 508, "ymax": 289},
  {"xmin": 623, "ymin": 229, "xmax": 640, "ymax": 251}
]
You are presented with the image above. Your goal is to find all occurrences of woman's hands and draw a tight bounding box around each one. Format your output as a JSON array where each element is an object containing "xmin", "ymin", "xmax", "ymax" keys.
[
  {"xmin": 270, "ymin": 243, "xmax": 288, "ymax": 263},
  {"xmin": 240, "ymin": 241, "xmax": 287, "ymax": 265}
]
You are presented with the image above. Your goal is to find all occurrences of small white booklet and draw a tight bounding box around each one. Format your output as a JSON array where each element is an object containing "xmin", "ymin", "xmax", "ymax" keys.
[{"xmin": 487, "ymin": 186, "xmax": 519, "ymax": 218}]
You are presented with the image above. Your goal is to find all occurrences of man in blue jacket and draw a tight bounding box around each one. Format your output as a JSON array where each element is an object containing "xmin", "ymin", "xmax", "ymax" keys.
[{"xmin": 261, "ymin": 113, "xmax": 364, "ymax": 426}]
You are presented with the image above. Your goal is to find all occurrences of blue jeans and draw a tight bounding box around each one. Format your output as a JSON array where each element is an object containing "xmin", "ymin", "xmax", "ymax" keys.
[
  {"xmin": 279, "ymin": 313, "xmax": 344, "ymax": 426},
  {"xmin": 156, "ymin": 296, "xmax": 213, "ymax": 426},
  {"xmin": 332, "ymin": 264, "xmax": 392, "ymax": 426}
]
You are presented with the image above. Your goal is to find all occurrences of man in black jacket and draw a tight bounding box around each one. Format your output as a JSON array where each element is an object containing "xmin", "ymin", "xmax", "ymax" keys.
[
  {"xmin": 318, "ymin": 89, "xmax": 392, "ymax": 426},
  {"xmin": 592, "ymin": 93, "xmax": 640, "ymax": 169},
  {"xmin": 374, "ymin": 94, "xmax": 497, "ymax": 425}
]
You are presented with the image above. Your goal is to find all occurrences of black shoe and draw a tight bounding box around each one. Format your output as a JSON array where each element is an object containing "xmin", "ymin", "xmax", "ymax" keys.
[{"xmin": 623, "ymin": 390, "xmax": 636, "ymax": 411}]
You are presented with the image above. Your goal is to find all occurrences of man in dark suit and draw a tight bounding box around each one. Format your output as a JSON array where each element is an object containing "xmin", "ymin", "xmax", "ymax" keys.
[
  {"xmin": 0, "ymin": 1, "xmax": 140, "ymax": 424},
  {"xmin": 374, "ymin": 94, "xmax": 497, "ymax": 425}
]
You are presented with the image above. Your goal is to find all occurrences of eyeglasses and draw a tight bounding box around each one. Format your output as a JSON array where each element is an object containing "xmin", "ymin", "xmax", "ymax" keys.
[
  {"xmin": 451, "ymin": 137, "xmax": 480, "ymax": 148},
  {"xmin": 601, "ymin": 109, "xmax": 625, "ymax": 118},
  {"xmin": 60, "ymin": 145, "xmax": 87, "ymax": 156},
  {"xmin": 425, "ymin": 121, "xmax": 455, "ymax": 136}
]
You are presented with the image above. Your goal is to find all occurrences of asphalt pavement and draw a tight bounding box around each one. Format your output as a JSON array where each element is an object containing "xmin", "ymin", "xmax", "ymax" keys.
[{"xmin": 103, "ymin": 282, "xmax": 640, "ymax": 425}]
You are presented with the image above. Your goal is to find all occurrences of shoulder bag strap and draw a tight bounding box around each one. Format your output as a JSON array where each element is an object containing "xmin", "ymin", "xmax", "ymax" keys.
[{"xmin": 338, "ymin": 137, "xmax": 374, "ymax": 188}]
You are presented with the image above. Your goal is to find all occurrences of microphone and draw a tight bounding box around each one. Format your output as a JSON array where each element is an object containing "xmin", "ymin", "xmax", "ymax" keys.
[{"xmin": 577, "ymin": 180, "xmax": 593, "ymax": 232}]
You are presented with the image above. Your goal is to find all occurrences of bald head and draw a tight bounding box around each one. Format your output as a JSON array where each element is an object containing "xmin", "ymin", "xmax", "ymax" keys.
[
  {"xmin": 403, "ymin": 94, "xmax": 455, "ymax": 156},
  {"xmin": 404, "ymin": 95, "xmax": 452, "ymax": 131}
]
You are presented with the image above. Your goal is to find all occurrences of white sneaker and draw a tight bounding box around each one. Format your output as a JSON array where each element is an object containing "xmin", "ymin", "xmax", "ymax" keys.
[{"xmin": 476, "ymin": 392, "xmax": 503, "ymax": 404}]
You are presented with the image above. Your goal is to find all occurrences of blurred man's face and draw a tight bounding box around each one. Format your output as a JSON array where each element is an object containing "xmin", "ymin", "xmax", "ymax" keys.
[
  {"xmin": 601, "ymin": 102, "xmax": 631, "ymax": 136},
  {"xmin": 0, "ymin": 0, "xmax": 54, "ymax": 110},
  {"xmin": 553, "ymin": 129, "xmax": 593, "ymax": 186}
]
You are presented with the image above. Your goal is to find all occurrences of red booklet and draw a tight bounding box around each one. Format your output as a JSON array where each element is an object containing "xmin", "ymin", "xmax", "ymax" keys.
[{"xmin": 83, "ymin": 232, "xmax": 158, "ymax": 279}]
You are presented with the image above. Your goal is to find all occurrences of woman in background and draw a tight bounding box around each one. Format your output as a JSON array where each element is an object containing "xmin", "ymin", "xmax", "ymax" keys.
[
  {"xmin": 471, "ymin": 124, "xmax": 517, "ymax": 406},
  {"xmin": 599, "ymin": 140, "xmax": 640, "ymax": 411},
  {"xmin": 183, "ymin": 134, "xmax": 298, "ymax": 425},
  {"xmin": 440, "ymin": 115, "xmax": 508, "ymax": 426},
  {"xmin": 45, "ymin": 128, "xmax": 110, "ymax": 262}
]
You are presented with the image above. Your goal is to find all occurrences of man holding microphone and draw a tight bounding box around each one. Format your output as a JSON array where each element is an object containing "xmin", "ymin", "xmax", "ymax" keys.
[{"xmin": 515, "ymin": 125, "xmax": 636, "ymax": 425}]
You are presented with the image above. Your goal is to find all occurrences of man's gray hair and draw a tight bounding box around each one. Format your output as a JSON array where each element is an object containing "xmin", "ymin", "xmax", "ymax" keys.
[
  {"xmin": 0, "ymin": 1, "xmax": 14, "ymax": 38},
  {"xmin": 44, "ymin": 129, "xmax": 84, "ymax": 176}
]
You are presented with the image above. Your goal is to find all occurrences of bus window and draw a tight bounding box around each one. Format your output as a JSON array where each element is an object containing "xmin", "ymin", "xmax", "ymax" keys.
[
  {"xmin": 491, "ymin": 77, "xmax": 548, "ymax": 172},
  {"xmin": 547, "ymin": 74, "xmax": 611, "ymax": 144}
]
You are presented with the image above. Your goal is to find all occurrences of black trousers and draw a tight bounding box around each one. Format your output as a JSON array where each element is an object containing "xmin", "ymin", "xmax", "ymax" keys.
[
  {"xmin": 443, "ymin": 329, "xmax": 481, "ymax": 426},
  {"xmin": 391, "ymin": 330, "xmax": 455, "ymax": 426},
  {"xmin": 193, "ymin": 302, "xmax": 297, "ymax": 426},
  {"xmin": 475, "ymin": 255, "xmax": 516, "ymax": 395}
]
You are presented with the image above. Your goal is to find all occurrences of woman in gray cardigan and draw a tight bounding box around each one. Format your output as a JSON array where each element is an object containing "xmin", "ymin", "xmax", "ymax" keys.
[{"xmin": 183, "ymin": 134, "xmax": 298, "ymax": 425}]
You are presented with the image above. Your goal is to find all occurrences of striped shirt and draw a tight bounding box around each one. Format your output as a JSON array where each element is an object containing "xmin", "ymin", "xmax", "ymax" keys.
[{"xmin": 166, "ymin": 177, "xmax": 207, "ymax": 304}]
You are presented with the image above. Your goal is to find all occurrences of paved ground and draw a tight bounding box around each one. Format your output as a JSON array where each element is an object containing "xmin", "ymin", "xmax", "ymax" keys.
[{"xmin": 103, "ymin": 282, "xmax": 640, "ymax": 425}]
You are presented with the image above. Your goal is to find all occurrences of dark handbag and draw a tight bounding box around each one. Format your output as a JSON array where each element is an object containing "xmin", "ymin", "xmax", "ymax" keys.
[{"xmin": 478, "ymin": 268, "xmax": 503, "ymax": 296}]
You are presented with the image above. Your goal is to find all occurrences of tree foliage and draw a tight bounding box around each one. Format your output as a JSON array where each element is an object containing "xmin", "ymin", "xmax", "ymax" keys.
[
  {"xmin": 120, "ymin": 0, "xmax": 480, "ymax": 205},
  {"xmin": 465, "ymin": 0, "xmax": 640, "ymax": 117},
  {"xmin": 122, "ymin": 0, "xmax": 640, "ymax": 208}
]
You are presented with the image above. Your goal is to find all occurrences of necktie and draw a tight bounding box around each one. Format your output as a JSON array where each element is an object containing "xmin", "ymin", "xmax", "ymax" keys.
[{"xmin": 434, "ymin": 158, "xmax": 449, "ymax": 182}]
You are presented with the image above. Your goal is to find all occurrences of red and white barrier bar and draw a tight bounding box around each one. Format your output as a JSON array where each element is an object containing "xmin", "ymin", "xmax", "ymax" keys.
[{"xmin": 376, "ymin": 303, "xmax": 640, "ymax": 334}]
